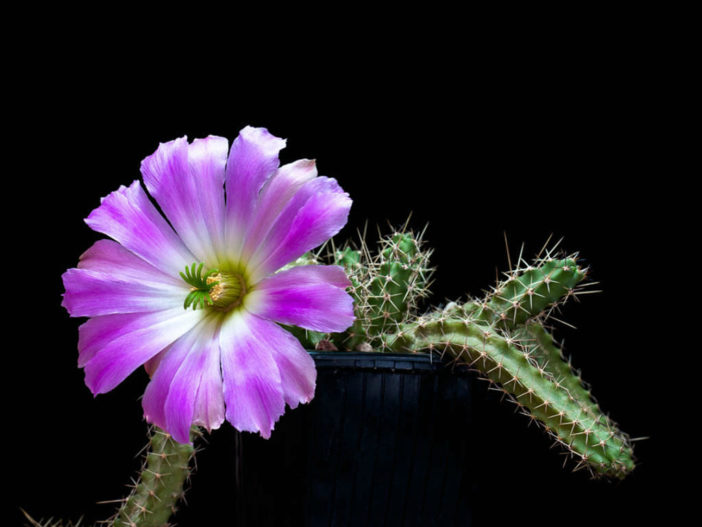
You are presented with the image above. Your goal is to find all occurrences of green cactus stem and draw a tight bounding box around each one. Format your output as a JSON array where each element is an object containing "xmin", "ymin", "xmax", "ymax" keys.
[
  {"xmin": 383, "ymin": 316, "xmax": 634, "ymax": 478},
  {"xmin": 364, "ymin": 231, "xmax": 433, "ymax": 334},
  {"xmin": 111, "ymin": 426, "xmax": 197, "ymax": 527}
]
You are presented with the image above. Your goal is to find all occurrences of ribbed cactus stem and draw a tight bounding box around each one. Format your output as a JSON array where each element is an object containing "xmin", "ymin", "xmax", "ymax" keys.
[
  {"xmin": 331, "ymin": 229, "xmax": 433, "ymax": 350},
  {"xmin": 112, "ymin": 426, "xmax": 197, "ymax": 527},
  {"xmin": 384, "ymin": 318, "xmax": 634, "ymax": 478},
  {"xmin": 514, "ymin": 324, "xmax": 602, "ymax": 418},
  {"xmin": 365, "ymin": 232, "xmax": 432, "ymax": 335}
]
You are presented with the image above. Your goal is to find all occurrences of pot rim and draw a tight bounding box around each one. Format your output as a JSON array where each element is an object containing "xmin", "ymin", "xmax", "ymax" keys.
[{"xmin": 307, "ymin": 350, "xmax": 467, "ymax": 374}]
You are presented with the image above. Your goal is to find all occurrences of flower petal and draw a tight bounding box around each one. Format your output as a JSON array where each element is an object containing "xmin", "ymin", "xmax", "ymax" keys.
[
  {"xmin": 62, "ymin": 268, "xmax": 186, "ymax": 317},
  {"xmin": 85, "ymin": 180, "xmax": 196, "ymax": 277},
  {"xmin": 77, "ymin": 239, "xmax": 182, "ymax": 288},
  {"xmin": 191, "ymin": 334, "xmax": 226, "ymax": 433},
  {"xmin": 258, "ymin": 317, "xmax": 317, "ymax": 410},
  {"xmin": 240, "ymin": 159, "xmax": 318, "ymax": 259},
  {"xmin": 82, "ymin": 307, "xmax": 205, "ymax": 394},
  {"xmin": 224, "ymin": 126, "xmax": 286, "ymax": 257},
  {"xmin": 140, "ymin": 136, "xmax": 228, "ymax": 265},
  {"xmin": 248, "ymin": 265, "xmax": 354, "ymax": 332},
  {"xmin": 143, "ymin": 317, "xmax": 224, "ymax": 443},
  {"xmin": 78, "ymin": 310, "xmax": 175, "ymax": 368},
  {"xmin": 248, "ymin": 176, "xmax": 352, "ymax": 281},
  {"xmin": 219, "ymin": 312, "xmax": 288, "ymax": 438}
]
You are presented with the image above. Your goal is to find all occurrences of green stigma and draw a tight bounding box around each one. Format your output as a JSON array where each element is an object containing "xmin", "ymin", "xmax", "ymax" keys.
[
  {"xmin": 180, "ymin": 262, "xmax": 248, "ymax": 311},
  {"xmin": 180, "ymin": 263, "xmax": 220, "ymax": 310}
]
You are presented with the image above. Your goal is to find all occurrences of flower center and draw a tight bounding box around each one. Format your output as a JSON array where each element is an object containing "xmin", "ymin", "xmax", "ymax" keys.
[
  {"xmin": 206, "ymin": 271, "xmax": 247, "ymax": 310},
  {"xmin": 180, "ymin": 263, "xmax": 248, "ymax": 312}
]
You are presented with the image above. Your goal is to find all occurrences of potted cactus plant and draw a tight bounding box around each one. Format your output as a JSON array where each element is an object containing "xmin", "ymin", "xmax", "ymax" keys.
[{"xmin": 26, "ymin": 125, "xmax": 634, "ymax": 526}]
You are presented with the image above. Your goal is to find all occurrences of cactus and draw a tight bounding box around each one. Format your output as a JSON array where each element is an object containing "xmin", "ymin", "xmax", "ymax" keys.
[{"xmin": 325, "ymin": 227, "xmax": 635, "ymax": 478}]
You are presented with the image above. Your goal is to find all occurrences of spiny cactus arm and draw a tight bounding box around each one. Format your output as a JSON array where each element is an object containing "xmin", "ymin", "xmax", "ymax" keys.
[
  {"xmin": 519, "ymin": 323, "xmax": 634, "ymax": 465},
  {"xmin": 111, "ymin": 426, "xmax": 197, "ymax": 527},
  {"xmin": 330, "ymin": 231, "xmax": 433, "ymax": 351},
  {"xmin": 473, "ymin": 256, "xmax": 587, "ymax": 329},
  {"xmin": 384, "ymin": 318, "xmax": 635, "ymax": 478},
  {"xmin": 365, "ymin": 232, "xmax": 433, "ymax": 336}
]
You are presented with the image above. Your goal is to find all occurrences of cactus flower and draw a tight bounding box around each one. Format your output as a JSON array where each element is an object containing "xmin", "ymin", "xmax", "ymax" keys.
[{"xmin": 61, "ymin": 126, "xmax": 354, "ymax": 443}]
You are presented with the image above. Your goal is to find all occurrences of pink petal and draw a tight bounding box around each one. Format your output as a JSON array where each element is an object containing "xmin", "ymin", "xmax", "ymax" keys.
[
  {"xmin": 62, "ymin": 268, "xmax": 186, "ymax": 317},
  {"xmin": 77, "ymin": 239, "xmax": 181, "ymax": 287},
  {"xmin": 191, "ymin": 335, "xmax": 226, "ymax": 433},
  {"xmin": 218, "ymin": 312, "xmax": 289, "ymax": 438},
  {"xmin": 140, "ymin": 136, "xmax": 228, "ymax": 265},
  {"xmin": 248, "ymin": 176, "xmax": 352, "ymax": 282},
  {"xmin": 143, "ymin": 318, "xmax": 224, "ymax": 443},
  {"xmin": 248, "ymin": 265, "xmax": 354, "ymax": 332},
  {"xmin": 78, "ymin": 311, "xmax": 175, "ymax": 368},
  {"xmin": 260, "ymin": 317, "xmax": 318, "ymax": 410},
  {"xmin": 85, "ymin": 180, "xmax": 196, "ymax": 277},
  {"xmin": 224, "ymin": 126, "xmax": 286, "ymax": 258},
  {"xmin": 240, "ymin": 159, "xmax": 318, "ymax": 259},
  {"xmin": 82, "ymin": 307, "xmax": 205, "ymax": 394},
  {"xmin": 142, "ymin": 340, "xmax": 183, "ymax": 433}
]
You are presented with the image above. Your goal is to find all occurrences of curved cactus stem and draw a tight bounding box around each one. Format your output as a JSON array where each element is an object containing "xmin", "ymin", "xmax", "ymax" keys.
[{"xmin": 384, "ymin": 317, "xmax": 635, "ymax": 478}]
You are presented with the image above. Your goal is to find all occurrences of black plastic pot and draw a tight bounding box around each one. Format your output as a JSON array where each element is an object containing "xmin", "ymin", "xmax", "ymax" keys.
[{"xmin": 233, "ymin": 351, "xmax": 475, "ymax": 527}]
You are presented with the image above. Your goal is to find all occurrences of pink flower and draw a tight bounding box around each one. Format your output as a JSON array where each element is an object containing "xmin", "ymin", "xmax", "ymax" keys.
[{"xmin": 62, "ymin": 126, "xmax": 354, "ymax": 443}]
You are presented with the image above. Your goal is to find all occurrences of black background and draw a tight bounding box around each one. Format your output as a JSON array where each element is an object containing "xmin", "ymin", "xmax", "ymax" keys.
[{"xmin": 8, "ymin": 23, "xmax": 688, "ymax": 527}]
